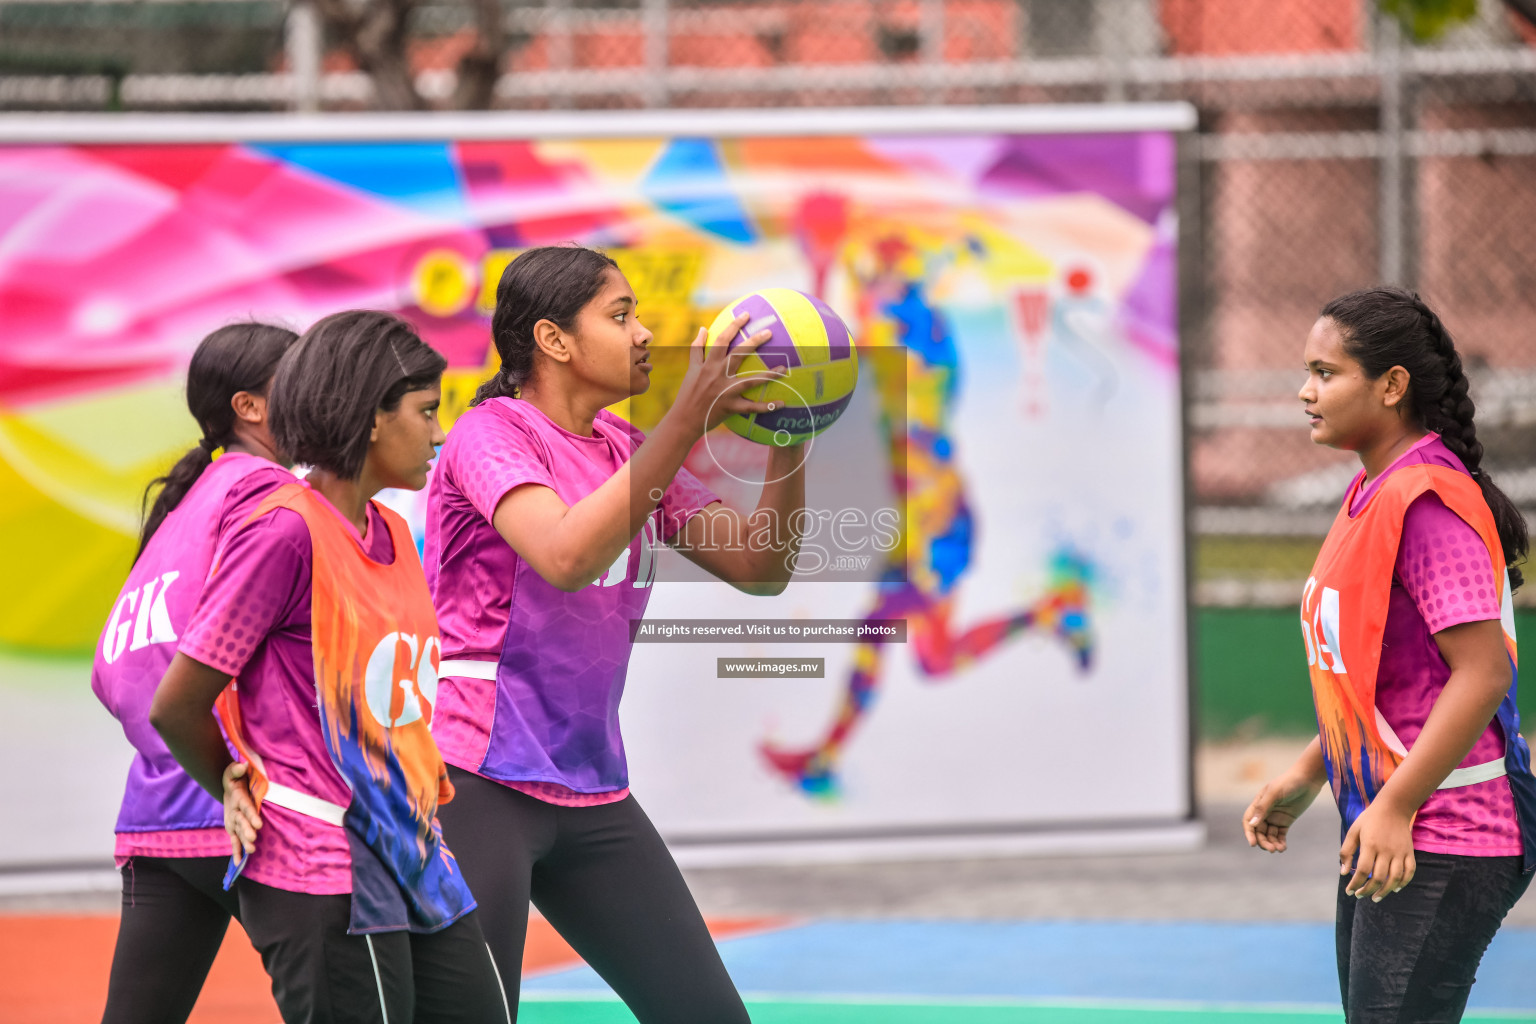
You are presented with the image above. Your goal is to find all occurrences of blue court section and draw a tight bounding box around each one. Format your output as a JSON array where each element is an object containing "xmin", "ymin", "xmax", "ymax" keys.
[{"xmin": 522, "ymin": 920, "xmax": 1536, "ymax": 1022}]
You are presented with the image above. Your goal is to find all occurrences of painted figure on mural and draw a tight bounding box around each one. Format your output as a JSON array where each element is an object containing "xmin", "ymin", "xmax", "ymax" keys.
[{"xmin": 760, "ymin": 196, "xmax": 1097, "ymax": 797}]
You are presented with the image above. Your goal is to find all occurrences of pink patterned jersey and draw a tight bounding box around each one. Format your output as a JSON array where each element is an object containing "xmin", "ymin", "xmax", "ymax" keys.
[
  {"xmin": 179, "ymin": 491, "xmax": 397, "ymax": 893},
  {"xmin": 424, "ymin": 398, "xmax": 718, "ymax": 804},
  {"xmin": 1349, "ymin": 433, "xmax": 1521, "ymax": 856},
  {"xmin": 115, "ymin": 827, "xmax": 229, "ymax": 864}
]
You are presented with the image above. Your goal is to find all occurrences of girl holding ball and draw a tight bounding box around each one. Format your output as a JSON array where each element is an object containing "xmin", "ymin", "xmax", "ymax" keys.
[
  {"xmin": 1245, "ymin": 287, "xmax": 1535, "ymax": 1023},
  {"xmin": 425, "ymin": 245, "xmax": 806, "ymax": 1021}
]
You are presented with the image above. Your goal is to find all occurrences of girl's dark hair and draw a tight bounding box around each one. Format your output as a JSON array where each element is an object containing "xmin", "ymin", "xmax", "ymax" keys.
[
  {"xmin": 472, "ymin": 245, "xmax": 619, "ymax": 406},
  {"xmin": 136, "ymin": 322, "xmax": 298, "ymax": 562},
  {"xmin": 1321, "ymin": 286, "xmax": 1528, "ymax": 590},
  {"xmin": 269, "ymin": 310, "xmax": 446, "ymax": 479}
]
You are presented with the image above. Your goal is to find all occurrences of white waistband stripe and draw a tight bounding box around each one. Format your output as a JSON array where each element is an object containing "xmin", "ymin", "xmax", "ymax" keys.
[
  {"xmin": 1439, "ymin": 758, "xmax": 1508, "ymax": 789},
  {"xmin": 1375, "ymin": 707, "xmax": 1509, "ymax": 790},
  {"xmin": 438, "ymin": 659, "xmax": 497, "ymax": 681},
  {"xmin": 261, "ymin": 782, "xmax": 348, "ymax": 827}
]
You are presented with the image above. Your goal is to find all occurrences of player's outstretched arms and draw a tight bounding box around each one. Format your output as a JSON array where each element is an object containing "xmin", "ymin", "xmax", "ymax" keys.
[
  {"xmin": 493, "ymin": 317, "xmax": 783, "ymax": 592},
  {"xmin": 672, "ymin": 443, "xmax": 807, "ymax": 597}
]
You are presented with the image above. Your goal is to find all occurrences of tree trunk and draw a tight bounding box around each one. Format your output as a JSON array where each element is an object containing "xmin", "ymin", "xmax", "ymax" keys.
[
  {"xmin": 451, "ymin": 0, "xmax": 504, "ymax": 110},
  {"xmin": 310, "ymin": 0, "xmax": 428, "ymax": 110}
]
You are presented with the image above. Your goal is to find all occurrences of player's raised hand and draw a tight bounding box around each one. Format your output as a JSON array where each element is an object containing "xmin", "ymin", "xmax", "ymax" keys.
[{"xmin": 667, "ymin": 314, "xmax": 786, "ymax": 439}]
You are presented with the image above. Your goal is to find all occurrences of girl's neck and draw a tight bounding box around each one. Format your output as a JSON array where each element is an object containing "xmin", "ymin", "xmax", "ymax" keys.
[
  {"xmin": 306, "ymin": 469, "xmax": 377, "ymax": 537},
  {"xmin": 517, "ymin": 380, "xmax": 609, "ymax": 438},
  {"xmin": 1358, "ymin": 422, "xmax": 1428, "ymax": 486},
  {"xmin": 225, "ymin": 425, "xmax": 285, "ymax": 466}
]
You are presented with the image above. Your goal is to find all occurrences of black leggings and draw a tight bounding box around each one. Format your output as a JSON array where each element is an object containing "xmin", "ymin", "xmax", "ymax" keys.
[
  {"xmin": 437, "ymin": 766, "xmax": 750, "ymax": 1024},
  {"xmin": 1337, "ymin": 850, "xmax": 1532, "ymax": 1023},
  {"xmin": 238, "ymin": 879, "xmax": 511, "ymax": 1024},
  {"xmin": 102, "ymin": 855, "xmax": 240, "ymax": 1024}
]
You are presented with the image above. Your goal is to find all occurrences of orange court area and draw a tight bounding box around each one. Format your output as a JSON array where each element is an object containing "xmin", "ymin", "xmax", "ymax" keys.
[{"xmin": 0, "ymin": 911, "xmax": 784, "ymax": 1024}]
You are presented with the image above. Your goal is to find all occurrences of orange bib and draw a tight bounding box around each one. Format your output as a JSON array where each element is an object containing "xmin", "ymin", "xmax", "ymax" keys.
[
  {"xmin": 1304, "ymin": 464, "xmax": 1524, "ymax": 835},
  {"xmin": 218, "ymin": 483, "xmax": 473, "ymax": 931}
]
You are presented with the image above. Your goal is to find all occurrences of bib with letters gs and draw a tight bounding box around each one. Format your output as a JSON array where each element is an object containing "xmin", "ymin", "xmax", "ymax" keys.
[{"xmin": 218, "ymin": 483, "xmax": 475, "ymax": 931}]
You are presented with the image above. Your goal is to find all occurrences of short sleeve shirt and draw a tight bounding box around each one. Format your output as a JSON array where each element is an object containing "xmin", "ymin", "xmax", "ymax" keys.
[
  {"xmin": 426, "ymin": 400, "xmax": 718, "ymax": 662},
  {"xmin": 1350, "ymin": 434, "xmax": 1520, "ymax": 855},
  {"xmin": 424, "ymin": 399, "xmax": 718, "ymax": 795},
  {"xmin": 179, "ymin": 492, "xmax": 396, "ymax": 893}
]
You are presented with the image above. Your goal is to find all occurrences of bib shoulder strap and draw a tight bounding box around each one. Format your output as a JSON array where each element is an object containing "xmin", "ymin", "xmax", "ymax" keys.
[
  {"xmin": 245, "ymin": 481, "xmax": 310, "ymax": 525},
  {"xmin": 1372, "ymin": 462, "xmax": 1482, "ymax": 514},
  {"xmin": 1377, "ymin": 464, "xmax": 1505, "ymax": 572},
  {"xmin": 371, "ymin": 500, "xmax": 414, "ymax": 554},
  {"xmin": 249, "ymin": 483, "xmax": 370, "ymax": 554}
]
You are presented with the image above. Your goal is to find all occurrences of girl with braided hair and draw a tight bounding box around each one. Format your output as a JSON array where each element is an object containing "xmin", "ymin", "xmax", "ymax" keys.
[{"xmin": 1245, "ymin": 287, "xmax": 1535, "ymax": 1023}]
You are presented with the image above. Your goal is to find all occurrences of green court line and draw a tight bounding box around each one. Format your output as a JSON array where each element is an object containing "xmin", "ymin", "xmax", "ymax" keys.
[{"xmin": 518, "ymin": 994, "xmax": 1536, "ymax": 1024}]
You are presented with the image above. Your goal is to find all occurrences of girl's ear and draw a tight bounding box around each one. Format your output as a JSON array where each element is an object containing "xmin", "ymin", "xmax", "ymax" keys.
[
  {"xmin": 371, "ymin": 410, "xmax": 382, "ymax": 443},
  {"xmin": 230, "ymin": 390, "xmax": 267, "ymax": 425},
  {"xmin": 1380, "ymin": 364, "xmax": 1412, "ymax": 410},
  {"xmin": 532, "ymin": 318, "xmax": 573, "ymax": 365}
]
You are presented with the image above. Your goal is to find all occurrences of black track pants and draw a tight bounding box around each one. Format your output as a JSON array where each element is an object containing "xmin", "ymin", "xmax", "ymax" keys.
[
  {"xmin": 102, "ymin": 855, "xmax": 239, "ymax": 1024},
  {"xmin": 238, "ymin": 879, "xmax": 511, "ymax": 1024},
  {"xmin": 437, "ymin": 766, "xmax": 751, "ymax": 1024},
  {"xmin": 1336, "ymin": 850, "xmax": 1531, "ymax": 1023}
]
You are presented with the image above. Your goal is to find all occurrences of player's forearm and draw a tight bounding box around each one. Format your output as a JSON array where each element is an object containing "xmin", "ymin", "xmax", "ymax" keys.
[
  {"xmin": 149, "ymin": 653, "xmax": 236, "ymax": 803},
  {"xmin": 1288, "ymin": 736, "xmax": 1328, "ymax": 788},
  {"xmin": 744, "ymin": 445, "xmax": 807, "ymax": 585},
  {"xmin": 621, "ymin": 415, "xmax": 699, "ymax": 535},
  {"xmin": 1375, "ymin": 663, "xmax": 1509, "ymax": 817},
  {"xmin": 536, "ymin": 427, "xmax": 694, "ymax": 589}
]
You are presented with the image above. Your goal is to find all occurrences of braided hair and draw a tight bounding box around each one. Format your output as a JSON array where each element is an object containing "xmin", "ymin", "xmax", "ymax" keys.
[
  {"xmin": 1321, "ymin": 287, "xmax": 1527, "ymax": 590},
  {"xmin": 471, "ymin": 245, "xmax": 619, "ymax": 406},
  {"xmin": 136, "ymin": 323, "xmax": 298, "ymax": 563}
]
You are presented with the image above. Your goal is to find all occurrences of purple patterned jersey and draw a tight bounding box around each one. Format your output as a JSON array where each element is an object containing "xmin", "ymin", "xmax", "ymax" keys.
[
  {"xmin": 424, "ymin": 398, "xmax": 717, "ymax": 793},
  {"xmin": 91, "ymin": 453, "xmax": 293, "ymax": 841}
]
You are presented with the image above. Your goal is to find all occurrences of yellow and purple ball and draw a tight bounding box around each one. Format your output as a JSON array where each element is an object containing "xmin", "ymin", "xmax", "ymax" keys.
[{"xmin": 705, "ymin": 288, "xmax": 859, "ymax": 447}]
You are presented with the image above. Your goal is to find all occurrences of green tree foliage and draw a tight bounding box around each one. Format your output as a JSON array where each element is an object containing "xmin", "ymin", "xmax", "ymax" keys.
[{"xmin": 1379, "ymin": 0, "xmax": 1480, "ymax": 41}]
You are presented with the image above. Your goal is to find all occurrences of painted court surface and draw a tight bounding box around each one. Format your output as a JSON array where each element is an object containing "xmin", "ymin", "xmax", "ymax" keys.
[{"xmin": 3, "ymin": 914, "xmax": 1533, "ymax": 1023}]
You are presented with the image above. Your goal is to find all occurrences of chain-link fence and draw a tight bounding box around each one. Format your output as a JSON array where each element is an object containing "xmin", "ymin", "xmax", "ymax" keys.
[
  {"xmin": 1178, "ymin": 3, "xmax": 1536, "ymax": 605},
  {"xmin": 4, "ymin": 0, "xmax": 1535, "ymax": 602}
]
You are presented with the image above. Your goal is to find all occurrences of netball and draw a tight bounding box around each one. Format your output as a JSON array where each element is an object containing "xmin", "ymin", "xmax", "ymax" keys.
[{"xmin": 705, "ymin": 287, "xmax": 859, "ymax": 446}]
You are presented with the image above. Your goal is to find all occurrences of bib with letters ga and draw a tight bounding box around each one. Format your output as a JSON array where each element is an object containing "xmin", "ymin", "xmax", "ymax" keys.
[
  {"xmin": 1303, "ymin": 463, "xmax": 1536, "ymax": 870},
  {"xmin": 218, "ymin": 483, "xmax": 475, "ymax": 931}
]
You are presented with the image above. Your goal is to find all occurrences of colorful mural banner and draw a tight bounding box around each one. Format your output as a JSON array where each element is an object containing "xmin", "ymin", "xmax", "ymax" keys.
[{"xmin": 1, "ymin": 114, "xmax": 1190, "ymax": 845}]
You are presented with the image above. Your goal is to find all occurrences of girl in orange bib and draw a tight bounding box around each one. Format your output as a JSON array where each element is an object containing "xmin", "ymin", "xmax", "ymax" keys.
[
  {"xmin": 151, "ymin": 312, "xmax": 510, "ymax": 1024},
  {"xmin": 1245, "ymin": 288, "xmax": 1534, "ymax": 1024}
]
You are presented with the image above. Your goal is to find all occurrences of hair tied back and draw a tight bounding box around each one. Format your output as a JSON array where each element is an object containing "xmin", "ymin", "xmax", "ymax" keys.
[{"xmin": 1320, "ymin": 287, "xmax": 1528, "ymax": 590}]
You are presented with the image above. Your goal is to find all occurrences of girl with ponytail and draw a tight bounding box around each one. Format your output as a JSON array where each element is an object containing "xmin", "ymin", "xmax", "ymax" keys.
[
  {"xmin": 151, "ymin": 311, "xmax": 508, "ymax": 1024},
  {"xmin": 136, "ymin": 323, "xmax": 298, "ymax": 560},
  {"xmin": 92, "ymin": 322, "xmax": 297, "ymax": 1024},
  {"xmin": 1244, "ymin": 287, "xmax": 1535, "ymax": 1023}
]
